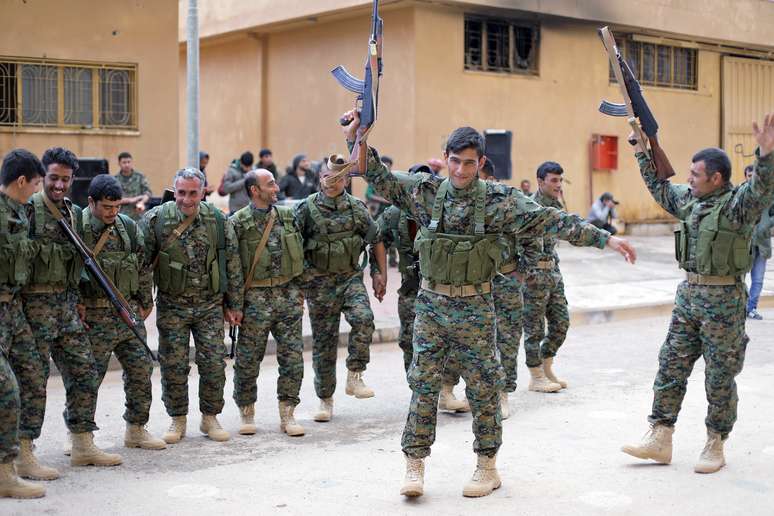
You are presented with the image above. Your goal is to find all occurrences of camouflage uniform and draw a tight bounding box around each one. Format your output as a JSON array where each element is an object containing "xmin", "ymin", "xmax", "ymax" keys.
[
  {"xmin": 21, "ymin": 192, "xmax": 99, "ymax": 436},
  {"xmin": 521, "ymin": 190, "xmax": 569, "ymax": 368},
  {"xmin": 230, "ymin": 204, "xmax": 305, "ymax": 407},
  {"xmin": 141, "ymin": 201, "xmax": 243, "ymax": 417},
  {"xmin": 375, "ymin": 205, "xmax": 420, "ymax": 372},
  {"xmin": 295, "ymin": 192, "xmax": 380, "ymax": 399},
  {"xmin": 363, "ymin": 150, "xmax": 609, "ymax": 459},
  {"xmin": 116, "ymin": 169, "xmax": 152, "ymax": 220},
  {"xmin": 639, "ymin": 150, "xmax": 774, "ymax": 438},
  {"xmin": 79, "ymin": 208, "xmax": 155, "ymax": 425},
  {"xmin": 0, "ymin": 191, "xmax": 37, "ymax": 462}
]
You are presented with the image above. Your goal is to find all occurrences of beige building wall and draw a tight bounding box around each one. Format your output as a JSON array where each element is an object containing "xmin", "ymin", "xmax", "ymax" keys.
[{"xmin": 0, "ymin": 0, "xmax": 179, "ymax": 195}]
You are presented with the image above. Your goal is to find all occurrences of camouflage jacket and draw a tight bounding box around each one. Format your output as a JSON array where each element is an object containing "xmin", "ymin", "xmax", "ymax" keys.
[
  {"xmin": 0, "ymin": 191, "xmax": 34, "ymax": 297},
  {"xmin": 230, "ymin": 204, "xmax": 303, "ymax": 279},
  {"xmin": 519, "ymin": 189, "xmax": 565, "ymax": 272},
  {"xmin": 116, "ymin": 169, "xmax": 152, "ymax": 220},
  {"xmin": 638, "ymin": 149, "xmax": 774, "ymax": 272}
]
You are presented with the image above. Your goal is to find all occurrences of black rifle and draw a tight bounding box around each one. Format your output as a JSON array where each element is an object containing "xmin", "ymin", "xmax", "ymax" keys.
[
  {"xmin": 57, "ymin": 217, "xmax": 157, "ymax": 361},
  {"xmin": 330, "ymin": 0, "xmax": 383, "ymax": 179},
  {"xmin": 598, "ymin": 27, "xmax": 675, "ymax": 180},
  {"xmin": 228, "ymin": 325, "xmax": 238, "ymax": 359}
]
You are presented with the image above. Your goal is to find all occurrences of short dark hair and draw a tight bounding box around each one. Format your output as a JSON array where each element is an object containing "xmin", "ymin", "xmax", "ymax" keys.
[
  {"xmin": 744, "ymin": 164, "xmax": 754, "ymax": 175},
  {"xmin": 118, "ymin": 151, "xmax": 132, "ymax": 161},
  {"xmin": 692, "ymin": 147, "xmax": 731, "ymax": 183},
  {"xmin": 408, "ymin": 163, "xmax": 432, "ymax": 175},
  {"xmin": 259, "ymin": 148, "xmax": 272, "ymax": 158},
  {"xmin": 240, "ymin": 151, "xmax": 254, "ymax": 167},
  {"xmin": 445, "ymin": 127, "xmax": 485, "ymax": 158},
  {"xmin": 244, "ymin": 170, "xmax": 259, "ymax": 197},
  {"xmin": 536, "ymin": 161, "xmax": 563, "ymax": 180},
  {"xmin": 481, "ymin": 157, "xmax": 496, "ymax": 177},
  {"xmin": 199, "ymin": 151, "xmax": 209, "ymax": 160},
  {"xmin": 380, "ymin": 155, "xmax": 394, "ymax": 166},
  {"xmin": 1, "ymin": 148, "xmax": 45, "ymax": 187},
  {"xmin": 88, "ymin": 174, "xmax": 123, "ymax": 202},
  {"xmin": 42, "ymin": 147, "xmax": 79, "ymax": 173}
]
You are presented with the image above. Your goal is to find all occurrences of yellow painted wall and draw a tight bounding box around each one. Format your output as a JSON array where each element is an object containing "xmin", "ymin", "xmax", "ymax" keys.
[
  {"xmin": 0, "ymin": 0, "xmax": 179, "ymax": 195},
  {"xmin": 411, "ymin": 5, "xmax": 721, "ymax": 221}
]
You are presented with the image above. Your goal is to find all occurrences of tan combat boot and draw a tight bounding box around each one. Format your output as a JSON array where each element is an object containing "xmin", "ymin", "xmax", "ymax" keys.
[
  {"xmin": 200, "ymin": 414, "xmax": 230, "ymax": 442},
  {"xmin": 528, "ymin": 366, "xmax": 562, "ymax": 393},
  {"xmin": 124, "ymin": 424, "xmax": 167, "ymax": 450},
  {"xmin": 438, "ymin": 384, "xmax": 466, "ymax": 412},
  {"xmin": 462, "ymin": 454, "xmax": 502, "ymax": 497},
  {"xmin": 400, "ymin": 455, "xmax": 425, "ymax": 497},
  {"xmin": 543, "ymin": 357, "xmax": 568, "ymax": 389},
  {"xmin": 15, "ymin": 439, "xmax": 59, "ymax": 480},
  {"xmin": 279, "ymin": 401, "xmax": 305, "ymax": 437},
  {"xmin": 500, "ymin": 392, "xmax": 510, "ymax": 420},
  {"xmin": 694, "ymin": 431, "xmax": 726, "ymax": 474},
  {"xmin": 345, "ymin": 370, "xmax": 375, "ymax": 399},
  {"xmin": 621, "ymin": 424, "xmax": 674, "ymax": 464},
  {"xmin": 63, "ymin": 431, "xmax": 71, "ymax": 456},
  {"xmin": 238, "ymin": 405, "xmax": 257, "ymax": 435},
  {"xmin": 162, "ymin": 416, "xmax": 187, "ymax": 444},
  {"xmin": 0, "ymin": 463, "xmax": 46, "ymax": 499},
  {"xmin": 70, "ymin": 432, "xmax": 123, "ymax": 467},
  {"xmin": 313, "ymin": 398, "xmax": 334, "ymax": 422}
]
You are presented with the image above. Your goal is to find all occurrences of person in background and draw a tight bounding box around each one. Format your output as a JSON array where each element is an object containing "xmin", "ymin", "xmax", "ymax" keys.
[
  {"xmin": 427, "ymin": 158, "xmax": 444, "ymax": 176},
  {"xmin": 520, "ymin": 179, "xmax": 532, "ymax": 195},
  {"xmin": 478, "ymin": 157, "xmax": 497, "ymax": 182},
  {"xmin": 587, "ymin": 192, "xmax": 619, "ymax": 235},
  {"xmin": 745, "ymin": 164, "xmax": 774, "ymax": 320},
  {"xmin": 115, "ymin": 152, "xmax": 152, "ymax": 221},
  {"xmin": 199, "ymin": 151, "xmax": 215, "ymax": 199},
  {"xmin": 222, "ymin": 152, "xmax": 254, "ymax": 215},
  {"xmin": 258, "ymin": 149, "xmax": 279, "ymax": 179},
  {"xmin": 279, "ymin": 154, "xmax": 318, "ymax": 200}
]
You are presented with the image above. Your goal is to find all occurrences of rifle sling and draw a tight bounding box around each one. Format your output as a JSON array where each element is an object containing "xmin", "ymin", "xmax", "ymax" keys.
[
  {"xmin": 41, "ymin": 191, "xmax": 74, "ymax": 226},
  {"xmin": 92, "ymin": 227, "xmax": 113, "ymax": 257},
  {"xmin": 152, "ymin": 210, "xmax": 198, "ymax": 269},
  {"xmin": 244, "ymin": 209, "xmax": 276, "ymax": 292}
]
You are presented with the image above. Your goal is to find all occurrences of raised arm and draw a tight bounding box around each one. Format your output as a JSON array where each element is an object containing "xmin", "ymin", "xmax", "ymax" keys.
[{"xmin": 637, "ymin": 152, "xmax": 691, "ymax": 218}]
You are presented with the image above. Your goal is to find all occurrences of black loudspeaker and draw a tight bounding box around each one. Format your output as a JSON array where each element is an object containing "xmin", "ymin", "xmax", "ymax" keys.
[
  {"xmin": 70, "ymin": 158, "xmax": 109, "ymax": 209},
  {"xmin": 484, "ymin": 130, "xmax": 512, "ymax": 180}
]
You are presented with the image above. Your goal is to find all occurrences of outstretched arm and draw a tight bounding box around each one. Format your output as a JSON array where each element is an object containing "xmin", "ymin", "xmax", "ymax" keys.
[{"xmin": 636, "ymin": 152, "xmax": 691, "ymax": 219}]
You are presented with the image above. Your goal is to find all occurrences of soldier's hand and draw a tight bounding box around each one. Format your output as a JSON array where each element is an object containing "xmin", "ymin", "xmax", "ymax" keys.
[
  {"xmin": 76, "ymin": 303, "xmax": 90, "ymax": 330},
  {"xmin": 342, "ymin": 109, "xmax": 360, "ymax": 141},
  {"xmin": 139, "ymin": 304, "xmax": 153, "ymax": 321},
  {"xmin": 753, "ymin": 112, "xmax": 774, "ymax": 157},
  {"xmin": 372, "ymin": 273, "xmax": 386, "ymax": 302},
  {"xmin": 606, "ymin": 236, "xmax": 637, "ymax": 264},
  {"xmin": 224, "ymin": 308, "xmax": 242, "ymax": 326}
]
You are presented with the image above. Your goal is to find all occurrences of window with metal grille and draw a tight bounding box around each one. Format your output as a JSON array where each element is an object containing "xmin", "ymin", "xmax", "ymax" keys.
[
  {"xmin": 0, "ymin": 57, "xmax": 137, "ymax": 130},
  {"xmin": 464, "ymin": 16, "xmax": 539, "ymax": 74},
  {"xmin": 608, "ymin": 37, "xmax": 697, "ymax": 90}
]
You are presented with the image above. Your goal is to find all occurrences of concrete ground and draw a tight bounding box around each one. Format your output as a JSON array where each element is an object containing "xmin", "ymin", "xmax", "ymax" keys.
[{"xmin": 6, "ymin": 308, "xmax": 774, "ymax": 515}]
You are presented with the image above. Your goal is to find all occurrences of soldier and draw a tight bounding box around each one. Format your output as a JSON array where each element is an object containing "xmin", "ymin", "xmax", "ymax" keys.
[
  {"xmin": 78, "ymin": 175, "xmax": 165, "ymax": 450},
  {"xmin": 622, "ymin": 114, "xmax": 774, "ymax": 474},
  {"xmin": 295, "ymin": 160, "xmax": 386, "ymax": 423},
  {"xmin": 115, "ymin": 152, "xmax": 152, "ymax": 221},
  {"xmin": 230, "ymin": 169, "xmax": 305, "ymax": 437},
  {"xmin": 342, "ymin": 113, "xmax": 636, "ymax": 498},
  {"xmin": 521, "ymin": 161, "xmax": 572, "ymax": 393},
  {"xmin": 0, "ymin": 149, "xmax": 46, "ymax": 498},
  {"xmin": 142, "ymin": 167, "xmax": 243, "ymax": 443},
  {"xmin": 22, "ymin": 147, "xmax": 122, "ymax": 473}
]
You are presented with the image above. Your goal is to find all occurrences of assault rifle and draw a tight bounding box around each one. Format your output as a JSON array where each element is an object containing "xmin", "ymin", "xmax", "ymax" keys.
[
  {"xmin": 57, "ymin": 217, "xmax": 157, "ymax": 361},
  {"xmin": 329, "ymin": 0, "xmax": 383, "ymax": 183},
  {"xmin": 598, "ymin": 27, "xmax": 675, "ymax": 180}
]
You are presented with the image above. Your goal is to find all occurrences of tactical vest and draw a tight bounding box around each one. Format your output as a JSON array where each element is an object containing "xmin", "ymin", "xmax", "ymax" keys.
[
  {"xmin": 81, "ymin": 209, "xmax": 140, "ymax": 299},
  {"xmin": 234, "ymin": 205, "xmax": 304, "ymax": 281},
  {"xmin": 29, "ymin": 192, "xmax": 83, "ymax": 289},
  {"xmin": 154, "ymin": 201, "xmax": 228, "ymax": 296},
  {"xmin": 415, "ymin": 179, "xmax": 504, "ymax": 286},
  {"xmin": 395, "ymin": 209, "xmax": 419, "ymax": 275},
  {"xmin": 305, "ymin": 193, "xmax": 366, "ymax": 274},
  {"xmin": 0, "ymin": 201, "xmax": 37, "ymax": 287},
  {"xmin": 674, "ymin": 191, "xmax": 753, "ymax": 276}
]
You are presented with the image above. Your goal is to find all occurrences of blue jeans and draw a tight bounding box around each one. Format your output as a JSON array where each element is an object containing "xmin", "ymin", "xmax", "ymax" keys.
[{"xmin": 747, "ymin": 249, "xmax": 767, "ymax": 312}]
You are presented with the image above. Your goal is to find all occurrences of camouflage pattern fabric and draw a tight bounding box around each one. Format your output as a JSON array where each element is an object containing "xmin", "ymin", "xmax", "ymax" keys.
[
  {"xmin": 233, "ymin": 284, "xmax": 304, "ymax": 406},
  {"xmin": 638, "ymin": 149, "xmax": 774, "ymax": 438},
  {"xmin": 303, "ymin": 272, "xmax": 374, "ymax": 399},
  {"xmin": 142, "ymin": 204, "xmax": 244, "ymax": 416},
  {"xmin": 116, "ymin": 169, "xmax": 152, "ymax": 220},
  {"xmin": 362, "ymin": 145, "xmax": 609, "ymax": 459},
  {"xmin": 396, "ymin": 282, "xmax": 419, "ymax": 372},
  {"xmin": 0, "ymin": 351, "xmax": 20, "ymax": 463}
]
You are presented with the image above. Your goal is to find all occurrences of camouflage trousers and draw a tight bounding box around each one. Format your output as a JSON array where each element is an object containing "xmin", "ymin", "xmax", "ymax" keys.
[
  {"xmin": 84, "ymin": 304, "xmax": 154, "ymax": 425},
  {"xmin": 0, "ymin": 297, "xmax": 22, "ymax": 463},
  {"xmin": 233, "ymin": 283, "xmax": 304, "ymax": 407},
  {"xmin": 157, "ymin": 294, "xmax": 226, "ymax": 416},
  {"xmin": 397, "ymin": 274, "xmax": 419, "ymax": 373},
  {"xmin": 20, "ymin": 290, "xmax": 99, "ymax": 436},
  {"xmin": 648, "ymin": 281, "xmax": 748, "ymax": 439},
  {"xmin": 443, "ymin": 273, "xmax": 523, "ymax": 392},
  {"xmin": 522, "ymin": 269, "xmax": 569, "ymax": 367},
  {"xmin": 402, "ymin": 289, "xmax": 504, "ymax": 459},
  {"xmin": 304, "ymin": 272, "xmax": 374, "ymax": 399}
]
